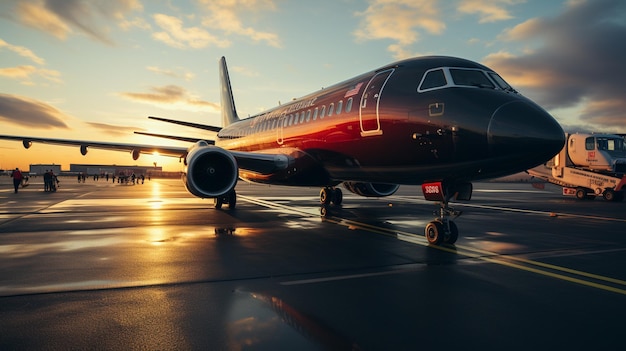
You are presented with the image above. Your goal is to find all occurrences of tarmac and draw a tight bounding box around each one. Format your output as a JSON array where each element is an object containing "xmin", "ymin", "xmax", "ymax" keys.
[{"xmin": 1, "ymin": 175, "xmax": 625, "ymax": 350}]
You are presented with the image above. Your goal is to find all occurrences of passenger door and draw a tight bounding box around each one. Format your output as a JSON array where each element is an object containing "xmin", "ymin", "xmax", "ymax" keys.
[{"xmin": 359, "ymin": 69, "xmax": 394, "ymax": 137}]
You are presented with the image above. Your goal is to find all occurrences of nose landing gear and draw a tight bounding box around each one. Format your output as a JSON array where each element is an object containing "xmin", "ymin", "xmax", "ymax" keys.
[{"xmin": 422, "ymin": 181, "xmax": 471, "ymax": 245}]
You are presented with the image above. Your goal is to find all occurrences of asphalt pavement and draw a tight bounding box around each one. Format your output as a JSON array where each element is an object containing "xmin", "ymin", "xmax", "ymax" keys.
[{"xmin": 1, "ymin": 175, "xmax": 625, "ymax": 350}]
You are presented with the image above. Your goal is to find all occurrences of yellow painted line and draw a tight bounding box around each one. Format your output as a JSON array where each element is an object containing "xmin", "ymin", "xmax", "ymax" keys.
[{"xmin": 239, "ymin": 195, "xmax": 626, "ymax": 295}]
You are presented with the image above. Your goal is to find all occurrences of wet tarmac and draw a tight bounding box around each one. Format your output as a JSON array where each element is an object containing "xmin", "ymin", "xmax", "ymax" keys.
[{"xmin": 1, "ymin": 175, "xmax": 625, "ymax": 350}]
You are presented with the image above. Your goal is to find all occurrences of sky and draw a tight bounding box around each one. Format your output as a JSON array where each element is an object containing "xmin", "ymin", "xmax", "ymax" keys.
[{"xmin": 1, "ymin": 0, "xmax": 625, "ymax": 172}]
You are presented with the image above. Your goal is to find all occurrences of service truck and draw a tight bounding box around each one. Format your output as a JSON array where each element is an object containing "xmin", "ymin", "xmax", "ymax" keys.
[{"xmin": 528, "ymin": 133, "xmax": 626, "ymax": 201}]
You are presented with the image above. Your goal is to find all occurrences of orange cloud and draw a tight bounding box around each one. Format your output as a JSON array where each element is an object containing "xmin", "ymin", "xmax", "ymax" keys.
[
  {"xmin": 118, "ymin": 85, "xmax": 220, "ymax": 112},
  {"xmin": 354, "ymin": 0, "xmax": 445, "ymax": 59}
]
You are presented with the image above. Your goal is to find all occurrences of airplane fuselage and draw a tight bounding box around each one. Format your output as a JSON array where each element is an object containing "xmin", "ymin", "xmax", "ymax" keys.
[{"xmin": 215, "ymin": 56, "xmax": 564, "ymax": 187}]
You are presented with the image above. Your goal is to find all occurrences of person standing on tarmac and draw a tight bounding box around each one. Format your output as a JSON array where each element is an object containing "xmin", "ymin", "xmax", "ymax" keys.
[
  {"xmin": 43, "ymin": 170, "xmax": 51, "ymax": 192},
  {"xmin": 11, "ymin": 168, "xmax": 23, "ymax": 193}
]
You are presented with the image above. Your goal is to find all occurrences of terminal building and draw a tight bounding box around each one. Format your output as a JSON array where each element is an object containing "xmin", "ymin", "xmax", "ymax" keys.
[
  {"xmin": 69, "ymin": 164, "xmax": 163, "ymax": 176},
  {"xmin": 28, "ymin": 164, "xmax": 61, "ymax": 176},
  {"xmin": 28, "ymin": 164, "xmax": 163, "ymax": 176}
]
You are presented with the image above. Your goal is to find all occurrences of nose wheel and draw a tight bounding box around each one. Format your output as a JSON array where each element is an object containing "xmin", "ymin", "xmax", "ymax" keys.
[{"xmin": 425, "ymin": 218, "xmax": 459, "ymax": 245}]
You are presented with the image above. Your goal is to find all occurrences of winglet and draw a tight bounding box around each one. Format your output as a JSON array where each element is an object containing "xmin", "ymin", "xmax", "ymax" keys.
[{"xmin": 219, "ymin": 57, "xmax": 239, "ymax": 127}]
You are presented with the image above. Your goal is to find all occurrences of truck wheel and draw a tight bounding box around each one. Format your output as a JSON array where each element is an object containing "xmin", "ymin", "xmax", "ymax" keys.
[
  {"xmin": 575, "ymin": 188, "xmax": 587, "ymax": 200},
  {"xmin": 603, "ymin": 189, "xmax": 616, "ymax": 202}
]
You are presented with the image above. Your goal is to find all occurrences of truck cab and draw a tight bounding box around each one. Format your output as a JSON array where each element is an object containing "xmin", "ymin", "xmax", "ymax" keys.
[{"xmin": 566, "ymin": 133, "xmax": 626, "ymax": 174}]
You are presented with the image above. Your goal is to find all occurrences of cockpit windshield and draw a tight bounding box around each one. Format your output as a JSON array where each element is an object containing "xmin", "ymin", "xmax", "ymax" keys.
[
  {"xmin": 449, "ymin": 69, "xmax": 494, "ymax": 88},
  {"xmin": 418, "ymin": 67, "xmax": 518, "ymax": 93}
]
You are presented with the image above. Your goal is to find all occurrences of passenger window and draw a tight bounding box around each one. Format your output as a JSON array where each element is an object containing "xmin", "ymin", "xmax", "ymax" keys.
[
  {"xmin": 300, "ymin": 111, "xmax": 305, "ymax": 124},
  {"xmin": 320, "ymin": 105, "xmax": 326, "ymax": 119},
  {"xmin": 328, "ymin": 103, "xmax": 334, "ymax": 116},
  {"xmin": 288, "ymin": 114, "xmax": 294, "ymax": 126},
  {"xmin": 346, "ymin": 98, "xmax": 353, "ymax": 112},
  {"xmin": 293, "ymin": 112, "xmax": 299, "ymax": 125},
  {"xmin": 306, "ymin": 110, "xmax": 311, "ymax": 122},
  {"xmin": 419, "ymin": 69, "xmax": 447, "ymax": 90},
  {"xmin": 336, "ymin": 101, "xmax": 343, "ymax": 115},
  {"xmin": 313, "ymin": 107, "xmax": 319, "ymax": 120}
]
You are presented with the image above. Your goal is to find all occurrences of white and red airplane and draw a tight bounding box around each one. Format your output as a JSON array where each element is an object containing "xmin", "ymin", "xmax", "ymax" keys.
[{"xmin": 0, "ymin": 56, "xmax": 565, "ymax": 244}]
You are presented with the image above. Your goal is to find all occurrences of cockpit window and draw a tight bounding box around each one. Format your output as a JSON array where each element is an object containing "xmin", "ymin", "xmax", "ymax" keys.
[
  {"xmin": 419, "ymin": 69, "xmax": 447, "ymax": 90},
  {"xmin": 417, "ymin": 67, "xmax": 518, "ymax": 93},
  {"xmin": 450, "ymin": 69, "xmax": 494, "ymax": 88},
  {"xmin": 488, "ymin": 72, "xmax": 516, "ymax": 92}
]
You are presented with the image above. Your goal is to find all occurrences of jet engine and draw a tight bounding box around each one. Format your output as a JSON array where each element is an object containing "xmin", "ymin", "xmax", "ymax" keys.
[
  {"xmin": 183, "ymin": 141, "xmax": 239, "ymax": 199},
  {"xmin": 343, "ymin": 182, "xmax": 399, "ymax": 197}
]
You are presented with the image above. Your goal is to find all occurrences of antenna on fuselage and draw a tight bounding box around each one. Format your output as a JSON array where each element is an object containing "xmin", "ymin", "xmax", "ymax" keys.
[{"xmin": 219, "ymin": 57, "xmax": 240, "ymax": 127}]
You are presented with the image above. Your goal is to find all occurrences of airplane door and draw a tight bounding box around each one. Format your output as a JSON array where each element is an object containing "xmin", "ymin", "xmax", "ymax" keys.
[
  {"xmin": 359, "ymin": 69, "xmax": 394, "ymax": 137},
  {"xmin": 276, "ymin": 113, "xmax": 286, "ymax": 145}
]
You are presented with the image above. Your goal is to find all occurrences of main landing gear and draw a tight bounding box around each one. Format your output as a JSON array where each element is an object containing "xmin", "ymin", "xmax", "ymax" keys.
[
  {"xmin": 320, "ymin": 186, "xmax": 343, "ymax": 206},
  {"xmin": 319, "ymin": 187, "xmax": 342, "ymax": 217},
  {"xmin": 422, "ymin": 181, "xmax": 472, "ymax": 245},
  {"xmin": 214, "ymin": 189, "xmax": 237, "ymax": 210}
]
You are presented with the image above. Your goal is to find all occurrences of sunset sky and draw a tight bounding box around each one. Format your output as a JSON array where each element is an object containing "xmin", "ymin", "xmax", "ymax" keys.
[{"xmin": 1, "ymin": 0, "xmax": 625, "ymax": 172}]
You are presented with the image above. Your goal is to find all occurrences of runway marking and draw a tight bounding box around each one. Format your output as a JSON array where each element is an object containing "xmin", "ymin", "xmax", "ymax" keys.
[
  {"xmin": 280, "ymin": 266, "xmax": 423, "ymax": 286},
  {"xmin": 394, "ymin": 196, "xmax": 626, "ymax": 223},
  {"xmin": 239, "ymin": 195, "xmax": 626, "ymax": 295}
]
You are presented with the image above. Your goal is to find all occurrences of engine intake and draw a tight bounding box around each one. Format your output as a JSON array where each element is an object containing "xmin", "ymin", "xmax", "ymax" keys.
[
  {"xmin": 343, "ymin": 182, "xmax": 399, "ymax": 197},
  {"xmin": 183, "ymin": 142, "xmax": 238, "ymax": 198}
]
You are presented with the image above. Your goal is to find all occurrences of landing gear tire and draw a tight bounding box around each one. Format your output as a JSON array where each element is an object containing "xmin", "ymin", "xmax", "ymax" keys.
[
  {"xmin": 425, "ymin": 220, "xmax": 458, "ymax": 245},
  {"xmin": 425, "ymin": 221, "xmax": 444, "ymax": 245},
  {"xmin": 320, "ymin": 188, "xmax": 332, "ymax": 205},
  {"xmin": 214, "ymin": 189, "xmax": 237, "ymax": 210},
  {"xmin": 320, "ymin": 187, "xmax": 342, "ymax": 206},
  {"xmin": 445, "ymin": 221, "xmax": 459, "ymax": 244}
]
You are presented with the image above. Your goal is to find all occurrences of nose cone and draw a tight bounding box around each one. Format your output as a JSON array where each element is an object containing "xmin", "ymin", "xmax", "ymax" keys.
[{"xmin": 488, "ymin": 101, "xmax": 565, "ymax": 169}]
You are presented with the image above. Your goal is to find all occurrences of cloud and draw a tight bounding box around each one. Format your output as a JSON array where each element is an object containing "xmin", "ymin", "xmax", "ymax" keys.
[
  {"xmin": 457, "ymin": 0, "xmax": 523, "ymax": 23},
  {"xmin": 152, "ymin": 13, "xmax": 230, "ymax": 49},
  {"xmin": 354, "ymin": 0, "xmax": 446, "ymax": 59},
  {"xmin": 484, "ymin": 0, "xmax": 626, "ymax": 131},
  {"xmin": 0, "ymin": 65, "xmax": 62, "ymax": 84},
  {"xmin": 13, "ymin": 0, "xmax": 143, "ymax": 44},
  {"xmin": 146, "ymin": 66, "xmax": 195, "ymax": 81},
  {"xmin": 85, "ymin": 122, "xmax": 139, "ymax": 137},
  {"xmin": 0, "ymin": 93, "xmax": 71, "ymax": 129},
  {"xmin": 118, "ymin": 85, "xmax": 220, "ymax": 112},
  {"xmin": 0, "ymin": 38, "xmax": 45, "ymax": 65},
  {"xmin": 197, "ymin": 0, "xmax": 281, "ymax": 48}
]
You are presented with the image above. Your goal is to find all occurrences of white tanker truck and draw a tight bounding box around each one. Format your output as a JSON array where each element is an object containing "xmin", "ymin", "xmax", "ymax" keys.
[{"xmin": 528, "ymin": 133, "xmax": 626, "ymax": 201}]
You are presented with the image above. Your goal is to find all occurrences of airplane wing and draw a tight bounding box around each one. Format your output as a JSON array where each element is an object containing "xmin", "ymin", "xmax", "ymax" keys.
[
  {"xmin": 0, "ymin": 134, "xmax": 293, "ymax": 175},
  {"xmin": 0, "ymin": 134, "xmax": 188, "ymax": 159}
]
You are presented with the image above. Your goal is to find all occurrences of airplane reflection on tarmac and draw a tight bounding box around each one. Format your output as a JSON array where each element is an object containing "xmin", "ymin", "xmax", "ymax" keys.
[{"xmin": 227, "ymin": 290, "xmax": 359, "ymax": 350}]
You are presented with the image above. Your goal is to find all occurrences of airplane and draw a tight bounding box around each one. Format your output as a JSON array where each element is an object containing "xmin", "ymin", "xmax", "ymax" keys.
[{"xmin": 0, "ymin": 56, "xmax": 565, "ymax": 245}]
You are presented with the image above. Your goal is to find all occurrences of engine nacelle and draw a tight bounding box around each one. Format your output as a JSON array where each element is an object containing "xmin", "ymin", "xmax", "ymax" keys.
[
  {"xmin": 183, "ymin": 141, "xmax": 239, "ymax": 198},
  {"xmin": 343, "ymin": 182, "xmax": 399, "ymax": 197},
  {"xmin": 131, "ymin": 149, "xmax": 140, "ymax": 160}
]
